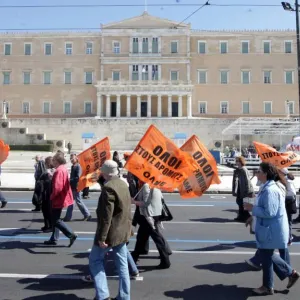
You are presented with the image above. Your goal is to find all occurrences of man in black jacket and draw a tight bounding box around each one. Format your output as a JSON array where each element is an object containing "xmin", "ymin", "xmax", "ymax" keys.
[{"xmin": 64, "ymin": 153, "xmax": 91, "ymax": 221}]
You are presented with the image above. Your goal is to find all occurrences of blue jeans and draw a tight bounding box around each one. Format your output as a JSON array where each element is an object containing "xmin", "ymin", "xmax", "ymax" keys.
[
  {"xmin": 127, "ymin": 248, "xmax": 138, "ymax": 275},
  {"xmin": 89, "ymin": 243, "xmax": 130, "ymax": 300},
  {"xmin": 65, "ymin": 190, "xmax": 90, "ymax": 220},
  {"xmin": 250, "ymin": 248, "xmax": 291, "ymax": 267},
  {"xmin": 259, "ymin": 249, "xmax": 293, "ymax": 289}
]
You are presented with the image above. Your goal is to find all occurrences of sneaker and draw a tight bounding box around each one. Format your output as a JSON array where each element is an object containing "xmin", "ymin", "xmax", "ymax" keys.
[
  {"xmin": 44, "ymin": 240, "xmax": 57, "ymax": 246},
  {"xmin": 245, "ymin": 259, "xmax": 261, "ymax": 270},
  {"xmin": 83, "ymin": 215, "xmax": 92, "ymax": 221},
  {"xmin": 130, "ymin": 272, "xmax": 139, "ymax": 279},
  {"xmin": 252, "ymin": 286, "xmax": 274, "ymax": 295},
  {"xmin": 31, "ymin": 208, "xmax": 41, "ymax": 212},
  {"xmin": 81, "ymin": 275, "xmax": 94, "ymax": 283},
  {"xmin": 1, "ymin": 201, "xmax": 7, "ymax": 208},
  {"xmin": 287, "ymin": 270, "xmax": 300, "ymax": 289},
  {"xmin": 68, "ymin": 234, "xmax": 78, "ymax": 248}
]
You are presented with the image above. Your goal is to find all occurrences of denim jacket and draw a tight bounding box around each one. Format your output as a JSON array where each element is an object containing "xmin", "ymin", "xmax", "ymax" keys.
[{"xmin": 252, "ymin": 180, "xmax": 289, "ymax": 249}]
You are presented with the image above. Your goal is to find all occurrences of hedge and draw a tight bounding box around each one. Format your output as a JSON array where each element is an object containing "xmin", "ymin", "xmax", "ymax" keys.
[{"xmin": 9, "ymin": 144, "xmax": 54, "ymax": 152}]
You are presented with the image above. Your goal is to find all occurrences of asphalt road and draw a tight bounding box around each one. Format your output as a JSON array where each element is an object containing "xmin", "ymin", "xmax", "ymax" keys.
[{"xmin": 0, "ymin": 192, "xmax": 300, "ymax": 300}]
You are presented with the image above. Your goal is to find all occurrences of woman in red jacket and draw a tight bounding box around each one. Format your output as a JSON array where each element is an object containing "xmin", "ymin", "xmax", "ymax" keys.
[{"xmin": 44, "ymin": 152, "xmax": 77, "ymax": 247}]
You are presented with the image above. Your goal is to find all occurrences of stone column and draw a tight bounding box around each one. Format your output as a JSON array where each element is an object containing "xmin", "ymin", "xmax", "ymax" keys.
[
  {"xmin": 187, "ymin": 63, "xmax": 191, "ymax": 82},
  {"xmin": 187, "ymin": 94, "xmax": 192, "ymax": 118},
  {"xmin": 137, "ymin": 95, "xmax": 141, "ymax": 117},
  {"xmin": 178, "ymin": 95, "xmax": 183, "ymax": 117},
  {"xmin": 96, "ymin": 93, "xmax": 102, "ymax": 117},
  {"xmin": 126, "ymin": 95, "xmax": 131, "ymax": 117},
  {"xmin": 116, "ymin": 94, "xmax": 121, "ymax": 117},
  {"xmin": 147, "ymin": 95, "xmax": 152, "ymax": 117},
  {"xmin": 106, "ymin": 95, "xmax": 111, "ymax": 117},
  {"xmin": 157, "ymin": 95, "xmax": 162, "ymax": 117},
  {"xmin": 168, "ymin": 95, "xmax": 172, "ymax": 117}
]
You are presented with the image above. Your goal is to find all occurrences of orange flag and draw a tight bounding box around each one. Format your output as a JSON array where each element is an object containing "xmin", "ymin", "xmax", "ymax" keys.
[
  {"xmin": 124, "ymin": 125, "xmax": 194, "ymax": 191},
  {"xmin": 253, "ymin": 141, "xmax": 300, "ymax": 169},
  {"xmin": 178, "ymin": 135, "xmax": 221, "ymax": 198},
  {"xmin": 77, "ymin": 137, "xmax": 111, "ymax": 191},
  {"xmin": 0, "ymin": 139, "xmax": 10, "ymax": 165}
]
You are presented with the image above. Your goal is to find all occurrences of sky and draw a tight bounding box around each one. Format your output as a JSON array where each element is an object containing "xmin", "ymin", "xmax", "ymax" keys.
[{"xmin": 0, "ymin": 0, "xmax": 297, "ymax": 31}]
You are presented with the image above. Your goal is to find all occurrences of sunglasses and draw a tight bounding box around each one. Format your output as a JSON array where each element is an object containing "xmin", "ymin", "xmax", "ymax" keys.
[{"xmin": 255, "ymin": 169, "xmax": 263, "ymax": 174}]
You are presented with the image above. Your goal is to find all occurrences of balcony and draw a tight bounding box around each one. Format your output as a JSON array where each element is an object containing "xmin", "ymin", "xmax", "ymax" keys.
[{"xmin": 98, "ymin": 79, "xmax": 192, "ymax": 86}]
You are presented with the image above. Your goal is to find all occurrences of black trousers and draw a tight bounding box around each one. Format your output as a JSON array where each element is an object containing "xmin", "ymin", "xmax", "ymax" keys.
[
  {"xmin": 236, "ymin": 196, "xmax": 250, "ymax": 219},
  {"xmin": 82, "ymin": 187, "xmax": 90, "ymax": 197},
  {"xmin": 132, "ymin": 207, "xmax": 149, "ymax": 253},
  {"xmin": 42, "ymin": 197, "xmax": 52, "ymax": 228},
  {"xmin": 50, "ymin": 208, "xmax": 75, "ymax": 241},
  {"xmin": 134, "ymin": 216, "xmax": 170, "ymax": 264}
]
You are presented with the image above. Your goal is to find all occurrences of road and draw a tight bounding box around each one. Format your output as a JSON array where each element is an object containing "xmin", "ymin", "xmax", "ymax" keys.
[{"xmin": 0, "ymin": 192, "xmax": 299, "ymax": 300}]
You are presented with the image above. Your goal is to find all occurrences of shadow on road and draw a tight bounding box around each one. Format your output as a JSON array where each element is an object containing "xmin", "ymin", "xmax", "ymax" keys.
[
  {"xmin": 0, "ymin": 241, "xmax": 62, "ymax": 254},
  {"xmin": 0, "ymin": 228, "xmax": 41, "ymax": 237},
  {"xmin": 194, "ymin": 262, "xmax": 258, "ymax": 274},
  {"xmin": 164, "ymin": 284, "xmax": 254, "ymax": 300},
  {"xmin": 22, "ymin": 292, "xmax": 87, "ymax": 300},
  {"xmin": 190, "ymin": 218, "xmax": 234, "ymax": 223}
]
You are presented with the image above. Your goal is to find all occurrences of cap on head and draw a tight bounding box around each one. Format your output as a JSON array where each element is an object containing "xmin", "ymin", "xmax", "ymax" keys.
[{"xmin": 100, "ymin": 160, "xmax": 119, "ymax": 176}]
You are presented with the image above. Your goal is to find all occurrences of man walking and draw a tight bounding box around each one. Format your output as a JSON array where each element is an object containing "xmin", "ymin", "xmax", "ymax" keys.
[
  {"xmin": 67, "ymin": 141, "xmax": 72, "ymax": 154},
  {"xmin": 0, "ymin": 165, "xmax": 7, "ymax": 208},
  {"xmin": 89, "ymin": 160, "xmax": 132, "ymax": 300},
  {"xmin": 64, "ymin": 153, "xmax": 91, "ymax": 221}
]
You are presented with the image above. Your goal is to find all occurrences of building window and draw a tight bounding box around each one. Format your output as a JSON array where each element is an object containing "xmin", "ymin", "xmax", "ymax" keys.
[
  {"xmin": 43, "ymin": 71, "xmax": 51, "ymax": 84},
  {"xmin": 242, "ymin": 101, "xmax": 250, "ymax": 114},
  {"xmin": 142, "ymin": 65, "xmax": 149, "ymax": 80},
  {"xmin": 3, "ymin": 71, "xmax": 11, "ymax": 85},
  {"xmin": 264, "ymin": 102, "xmax": 272, "ymax": 114},
  {"xmin": 4, "ymin": 43, "xmax": 11, "ymax": 55},
  {"xmin": 112, "ymin": 71, "xmax": 120, "ymax": 81},
  {"xmin": 220, "ymin": 41, "xmax": 228, "ymax": 54},
  {"xmin": 286, "ymin": 101, "xmax": 295, "ymax": 114},
  {"xmin": 4, "ymin": 102, "xmax": 9, "ymax": 114},
  {"xmin": 285, "ymin": 41, "xmax": 292, "ymax": 53},
  {"xmin": 86, "ymin": 42, "xmax": 93, "ymax": 54},
  {"xmin": 263, "ymin": 71, "xmax": 272, "ymax": 84},
  {"xmin": 133, "ymin": 38, "xmax": 139, "ymax": 53},
  {"xmin": 285, "ymin": 71, "xmax": 294, "ymax": 84},
  {"xmin": 241, "ymin": 70, "xmax": 250, "ymax": 84},
  {"xmin": 142, "ymin": 38, "xmax": 149, "ymax": 53},
  {"xmin": 152, "ymin": 65, "xmax": 158, "ymax": 80},
  {"xmin": 198, "ymin": 41, "xmax": 206, "ymax": 54},
  {"xmin": 45, "ymin": 43, "xmax": 52, "ymax": 55},
  {"xmin": 152, "ymin": 38, "xmax": 158, "ymax": 53},
  {"xmin": 263, "ymin": 41, "xmax": 271, "ymax": 54},
  {"xmin": 64, "ymin": 71, "xmax": 72, "ymax": 84},
  {"xmin": 43, "ymin": 102, "xmax": 50, "ymax": 114},
  {"xmin": 171, "ymin": 41, "xmax": 178, "ymax": 54},
  {"xmin": 199, "ymin": 102, "xmax": 207, "ymax": 114},
  {"xmin": 132, "ymin": 65, "xmax": 139, "ymax": 80},
  {"xmin": 24, "ymin": 43, "xmax": 32, "ymax": 55},
  {"xmin": 84, "ymin": 102, "xmax": 92, "ymax": 114},
  {"xmin": 198, "ymin": 70, "xmax": 207, "ymax": 84},
  {"xmin": 65, "ymin": 43, "xmax": 73, "ymax": 55},
  {"xmin": 23, "ymin": 71, "xmax": 31, "ymax": 84},
  {"xmin": 85, "ymin": 71, "xmax": 93, "ymax": 84},
  {"xmin": 220, "ymin": 70, "xmax": 229, "ymax": 84},
  {"xmin": 64, "ymin": 102, "xmax": 71, "ymax": 114},
  {"xmin": 113, "ymin": 41, "xmax": 120, "ymax": 54},
  {"xmin": 220, "ymin": 101, "xmax": 228, "ymax": 114},
  {"xmin": 170, "ymin": 70, "xmax": 178, "ymax": 81},
  {"xmin": 22, "ymin": 102, "xmax": 30, "ymax": 114},
  {"xmin": 241, "ymin": 41, "xmax": 249, "ymax": 54}
]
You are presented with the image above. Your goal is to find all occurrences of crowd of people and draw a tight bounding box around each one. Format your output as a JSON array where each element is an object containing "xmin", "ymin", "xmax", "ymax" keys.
[{"xmin": 1, "ymin": 148, "xmax": 300, "ymax": 298}]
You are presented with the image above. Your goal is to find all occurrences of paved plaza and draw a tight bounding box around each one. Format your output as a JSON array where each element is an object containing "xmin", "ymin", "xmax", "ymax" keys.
[{"xmin": 0, "ymin": 192, "xmax": 299, "ymax": 299}]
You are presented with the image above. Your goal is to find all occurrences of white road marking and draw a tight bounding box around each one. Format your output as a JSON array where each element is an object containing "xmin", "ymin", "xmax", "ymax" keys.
[
  {"xmin": 210, "ymin": 196, "xmax": 226, "ymax": 199},
  {"xmin": 1, "ymin": 209, "xmax": 135, "ymax": 213},
  {"xmin": 0, "ymin": 273, "xmax": 143, "ymax": 281}
]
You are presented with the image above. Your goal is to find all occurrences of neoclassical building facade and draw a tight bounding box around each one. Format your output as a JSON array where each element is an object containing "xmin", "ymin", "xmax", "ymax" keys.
[{"xmin": 0, "ymin": 12, "xmax": 298, "ymax": 119}]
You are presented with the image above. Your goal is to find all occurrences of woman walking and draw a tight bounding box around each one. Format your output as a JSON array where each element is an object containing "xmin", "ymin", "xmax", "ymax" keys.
[
  {"xmin": 244, "ymin": 162, "xmax": 299, "ymax": 295},
  {"xmin": 232, "ymin": 156, "xmax": 254, "ymax": 222},
  {"xmin": 131, "ymin": 182, "xmax": 171, "ymax": 269}
]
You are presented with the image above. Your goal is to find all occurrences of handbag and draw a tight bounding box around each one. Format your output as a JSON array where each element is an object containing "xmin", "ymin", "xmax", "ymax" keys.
[
  {"xmin": 158, "ymin": 198, "xmax": 173, "ymax": 222},
  {"xmin": 285, "ymin": 196, "xmax": 297, "ymax": 214}
]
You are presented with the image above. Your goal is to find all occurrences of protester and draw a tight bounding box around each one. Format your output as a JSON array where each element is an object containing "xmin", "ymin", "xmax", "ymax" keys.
[
  {"xmin": 32, "ymin": 155, "xmax": 46, "ymax": 212},
  {"xmin": 67, "ymin": 141, "xmax": 72, "ymax": 154},
  {"xmin": 113, "ymin": 150, "xmax": 123, "ymax": 168},
  {"xmin": 89, "ymin": 160, "xmax": 131, "ymax": 300},
  {"xmin": 0, "ymin": 165, "xmax": 7, "ymax": 208},
  {"xmin": 44, "ymin": 152, "xmax": 77, "ymax": 247},
  {"xmin": 131, "ymin": 182, "xmax": 171, "ymax": 269},
  {"xmin": 39, "ymin": 156, "xmax": 55, "ymax": 232},
  {"xmin": 64, "ymin": 153, "xmax": 91, "ymax": 221},
  {"xmin": 244, "ymin": 162, "xmax": 299, "ymax": 295},
  {"xmin": 232, "ymin": 156, "xmax": 254, "ymax": 222}
]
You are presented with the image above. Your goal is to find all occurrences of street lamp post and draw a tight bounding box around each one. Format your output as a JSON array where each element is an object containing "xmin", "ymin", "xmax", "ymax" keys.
[{"xmin": 282, "ymin": 1, "xmax": 300, "ymax": 120}]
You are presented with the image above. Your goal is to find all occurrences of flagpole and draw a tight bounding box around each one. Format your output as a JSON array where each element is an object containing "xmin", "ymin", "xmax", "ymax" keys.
[{"xmin": 144, "ymin": 0, "xmax": 147, "ymax": 12}]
